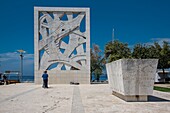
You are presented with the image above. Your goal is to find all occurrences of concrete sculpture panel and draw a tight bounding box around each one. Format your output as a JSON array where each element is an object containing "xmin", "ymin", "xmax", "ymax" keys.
[
  {"xmin": 106, "ymin": 59, "xmax": 158, "ymax": 101},
  {"xmin": 34, "ymin": 7, "xmax": 90, "ymax": 84}
]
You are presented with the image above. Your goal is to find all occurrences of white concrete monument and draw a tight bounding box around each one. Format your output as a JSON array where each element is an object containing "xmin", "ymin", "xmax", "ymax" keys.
[
  {"xmin": 34, "ymin": 7, "xmax": 90, "ymax": 84},
  {"xmin": 106, "ymin": 59, "xmax": 158, "ymax": 101}
]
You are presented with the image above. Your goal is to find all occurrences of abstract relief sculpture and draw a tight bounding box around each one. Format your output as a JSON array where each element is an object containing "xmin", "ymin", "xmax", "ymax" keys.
[{"xmin": 34, "ymin": 7, "xmax": 90, "ymax": 84}]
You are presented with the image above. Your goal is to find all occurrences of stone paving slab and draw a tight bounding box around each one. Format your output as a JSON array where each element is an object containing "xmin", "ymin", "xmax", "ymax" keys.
[
  {"xmin": 0, "ymin": 83, "xmax": 170, "ymax": 113},
  {"xmin": 71, "ymin": 86, "xmax": 85, "ymax": 113},
  {"xmin": 0, "ymin": 84, "xmax": 73, "ymax": 113}
]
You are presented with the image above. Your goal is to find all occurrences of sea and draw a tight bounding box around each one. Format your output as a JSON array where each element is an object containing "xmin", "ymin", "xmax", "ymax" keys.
[
  {"xmin": 91, "ymin": 74, "xmax": 108, "ymax": 81},
  {"xmin": 6, "ymin": 75, "xmax": 34, "ymax": 83}
]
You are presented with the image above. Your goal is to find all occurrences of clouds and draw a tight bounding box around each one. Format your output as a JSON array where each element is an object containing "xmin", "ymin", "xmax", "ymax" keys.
[
  {"xmin": 128, "ymin": 38, "xmax": 170, "ymax": 49},
  {"xmin": 0, "ymin": 52, "xmax": 19, "ymax": 61},
  {"xmin": 144, "ymin": 38, "xmax": 170, "ymax": 47},
  {"xmin": 0, "ymin": 52, "xmax": 34, "ymax": 76},
  {"xmin": 151, "ymin": 38, "xmax": 170, "ymax": 46}
]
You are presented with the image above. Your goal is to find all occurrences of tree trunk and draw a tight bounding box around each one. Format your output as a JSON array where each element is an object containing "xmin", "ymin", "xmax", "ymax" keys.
[
  {"xmin": 162, "ymin": 68, "xmax": 165, "ymax": 83},
  {"xmin": 90, "ymin": 73, "xmax": 92, "ymax": 83},
  {"xmin": 96, "ymin": 74, "xmax": 100, "ymax": 82}
]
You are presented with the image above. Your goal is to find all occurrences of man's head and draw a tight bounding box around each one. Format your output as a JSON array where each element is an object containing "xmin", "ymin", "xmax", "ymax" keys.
[{"xmin": 44, "ymin": 70, "xmax": 47, "ymax": 73}]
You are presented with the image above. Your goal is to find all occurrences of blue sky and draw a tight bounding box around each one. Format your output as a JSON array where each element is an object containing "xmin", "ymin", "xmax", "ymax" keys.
[{"xmin": 0, "ymin": 0, "xmax": 170, "ymax": 75}]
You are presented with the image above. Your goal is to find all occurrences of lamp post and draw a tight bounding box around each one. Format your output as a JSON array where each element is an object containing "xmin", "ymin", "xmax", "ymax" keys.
[
  {"xmin": 17, "ymin": 50, "xmax": 25, "ymax": 82},
  {"xmin": 112, "ymin": 28, "xmax": 114, "ymax": 43}
]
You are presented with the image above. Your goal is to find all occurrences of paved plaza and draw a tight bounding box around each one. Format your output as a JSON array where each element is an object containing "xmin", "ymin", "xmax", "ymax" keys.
[{"xmin": 0, "ymin": 83, "xmax": 170, "ymax": 113}]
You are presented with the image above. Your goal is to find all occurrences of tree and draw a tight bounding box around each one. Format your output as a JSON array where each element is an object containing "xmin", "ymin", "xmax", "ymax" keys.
[
  {"xmin": 132, "ymin": 41, "xmax": 170, "ymax": 82},
  {"xmin": 157, "ymin": 41, "xmax": 170, "ymax": 82},
  {"xmin": 91, "ymin": 44, "xmax": 105, "ymax": 82},
  {"xmin": 132, "ymin": 43, "xmax": 159, "ymax": 59},
  {"xmin": 132, "ymin": 43, "xmax": 162, "ymax": 59},
  {"xmin": 104, "ymin": 40, "xmax": 131, "ymax": 63}
]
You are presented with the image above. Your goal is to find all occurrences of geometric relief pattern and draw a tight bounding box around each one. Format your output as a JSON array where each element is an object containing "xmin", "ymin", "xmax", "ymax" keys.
[{"xmin": 38, "ymin": 11, "xmax": 87, "ymax": 71}]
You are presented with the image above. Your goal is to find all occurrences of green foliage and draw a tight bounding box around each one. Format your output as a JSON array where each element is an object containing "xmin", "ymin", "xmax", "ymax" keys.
[
  {"xmin": 154, "ymin": 86, "xmax": 170, "ymax": 92},
  {"xmin": 104, "ymin": 40, "xmax": 131, "ymax": 63},
  {"xmin": 132, "ymin": 44, "xmax": 148, "ymax": 58},
  {"xmin": 91, "ymin": 44, "xmax": 105, "ymax": 81},
  {"xmin": 158, "ymin": 41, "xmax": 170, "ymax": 69},
  {"xmin": 132, "ymin": 43, "xmax": 160, "ymax": 59}
]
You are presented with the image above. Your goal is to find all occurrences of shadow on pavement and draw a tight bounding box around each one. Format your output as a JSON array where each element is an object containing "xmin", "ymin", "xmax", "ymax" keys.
[{"xmin": 148, "ymin": 95, "xmax": 170, "ymax": 102}]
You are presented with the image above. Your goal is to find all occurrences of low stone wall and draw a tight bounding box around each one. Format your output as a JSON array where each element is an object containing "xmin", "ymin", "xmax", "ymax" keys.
[
  {"xmin": 35, "ymin": 70, "xmax": 90, "ymax": 84},
  {"xmin": 106, "ymin": 59, "xmax": 158, "ymax": 102}
]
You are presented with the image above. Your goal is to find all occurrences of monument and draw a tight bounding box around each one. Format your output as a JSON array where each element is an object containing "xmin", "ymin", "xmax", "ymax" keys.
[
  {"xmin": 106, "ymin": 59, "xmax": 158, "ymax": 101},
  {"xmin": 34, "ymin": 7, "xmax": 90, "ymax": 84}
]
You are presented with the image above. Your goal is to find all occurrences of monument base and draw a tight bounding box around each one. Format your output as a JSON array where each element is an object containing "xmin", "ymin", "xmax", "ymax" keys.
[
  {"xmin": 34, "ymin": 70, "xmax": 90, "ymax": 84},
  {"xmin": 112, "ymin": 91, "xmax": 148, "ymax": 102}
]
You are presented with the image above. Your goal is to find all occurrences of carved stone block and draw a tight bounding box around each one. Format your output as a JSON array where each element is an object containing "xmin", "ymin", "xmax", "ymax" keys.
[{"xmin": 106, "ymin": 59, "xmax": 158, "ymax": 101}]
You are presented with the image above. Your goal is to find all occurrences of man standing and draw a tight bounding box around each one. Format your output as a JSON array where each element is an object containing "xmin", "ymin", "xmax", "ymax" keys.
[
  {"xmin": 3, "ymin": 74, "xmax": 8, "ymax": 85},
  {"xmin": 42, "ymin": 70, "xmax": 48, "ymax": 88}
]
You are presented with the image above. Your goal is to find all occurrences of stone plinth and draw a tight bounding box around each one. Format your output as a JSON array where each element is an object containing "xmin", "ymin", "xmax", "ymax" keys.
[
  {"xmin": 106, "ymin": 59, "xmax": 158, "ymax": 102},
  {"xmin": 34, "ymin": 70, "xmax": 90, "ymax": 84}
]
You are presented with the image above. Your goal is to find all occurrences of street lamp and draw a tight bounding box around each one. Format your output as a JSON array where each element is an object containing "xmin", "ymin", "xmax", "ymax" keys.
[{"xmin": 17, "ymin": 49, "xmax": 26, "ymax": 82}]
